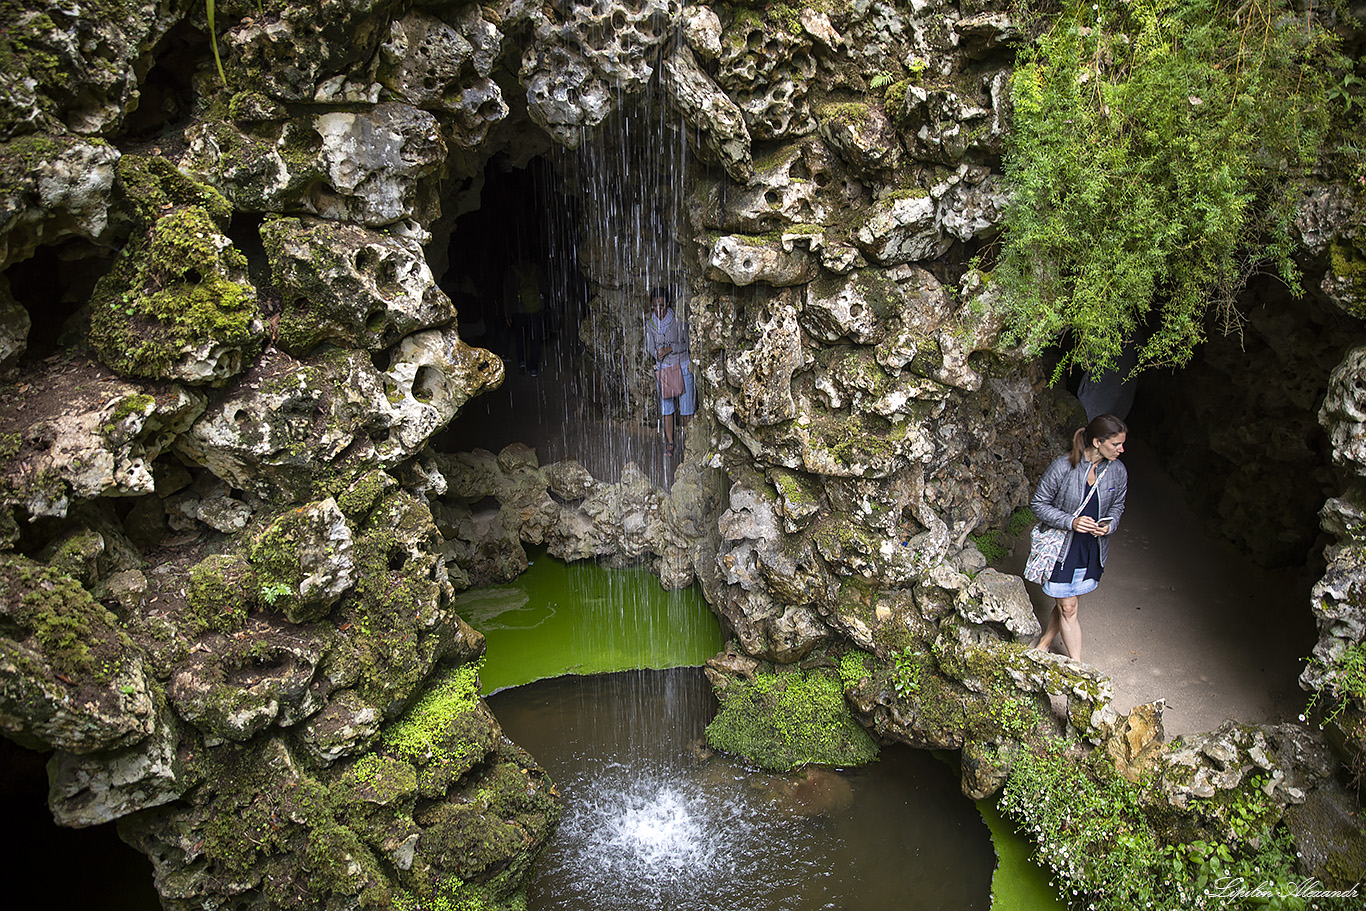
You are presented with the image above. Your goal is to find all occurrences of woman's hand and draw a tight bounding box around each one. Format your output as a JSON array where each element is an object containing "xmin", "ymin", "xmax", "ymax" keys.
[
  {"xmin": 1072, "ymin": 516, "xmax": 1108, "ymax": 536},
  {"xmin": 658, "ymin": 345, "xmax": 672, "ymax": 359}
]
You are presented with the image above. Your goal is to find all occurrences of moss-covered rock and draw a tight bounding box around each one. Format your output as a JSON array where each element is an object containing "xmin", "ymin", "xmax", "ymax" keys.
[
  {"xmin": 0, "ymin": 553, "xmax": 154, "ymax": 753},
  {"xmin": 186, "ymin": 553, "xmax": 255, "ymax": 634},
  {"xmin": 705, "ymin": 659, "xmax": 879, "ymax": 770},
  {"xmin": 88, "ymin": 205, "xmax": 264, "ymax": 385},
  {"xmin": 261, "ymin": 215, "xmax": 457, "ymax": 355},
  {"xmin": 248, "ymin": 498, "xmax": 356, "ymax": 625}
]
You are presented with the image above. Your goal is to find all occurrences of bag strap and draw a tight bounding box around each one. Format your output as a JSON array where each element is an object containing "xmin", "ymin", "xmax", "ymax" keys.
[{"xmin": 1069, "ymin": 463, "xmax": 1108, "ymax": 519}]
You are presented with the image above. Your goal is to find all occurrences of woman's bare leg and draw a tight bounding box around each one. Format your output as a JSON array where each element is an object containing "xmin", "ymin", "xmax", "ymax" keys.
[
  {"xmin": 1037, "ymin": 605, "xmax": 1061, "ymax": 651},
  {"xmin": 1057, "ymin": 595, "xmax": 1081, "ymax": 661},
  {"xmin": 663, "ymin": 412, "xmax": 675, "ymax": 447}
]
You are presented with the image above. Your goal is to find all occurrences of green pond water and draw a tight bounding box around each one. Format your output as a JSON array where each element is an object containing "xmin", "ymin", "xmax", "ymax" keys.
[
  {"xmin": 450, "ymin": 548, "xmax": 726, "ymax": 692},
  {"xmin": 455, "ymin": 549, "xmax": 1065, "ymax": 911}
]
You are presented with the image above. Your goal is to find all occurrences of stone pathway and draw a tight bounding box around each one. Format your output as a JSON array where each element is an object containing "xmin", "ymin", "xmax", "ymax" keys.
[{"xmin": 1013, "ymin": 440, "xmax": 1319, "ymax": 738}]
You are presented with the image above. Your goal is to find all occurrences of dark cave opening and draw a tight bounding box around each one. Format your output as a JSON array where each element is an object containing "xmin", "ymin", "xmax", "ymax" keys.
[
  {"xmin": 119, "ymin": 20, "xmax": 209, "ymax": 144},
  {"xmin": 3, "ymin": 241, "xmax": 111, "ymax": 360},
  {"xmin": 433, "ymin": 153, "xmax": 588, "ymax": 372},
  {"xmin": 1122, "ymin": 276, "xmax": 1360, "ymax": 572}
]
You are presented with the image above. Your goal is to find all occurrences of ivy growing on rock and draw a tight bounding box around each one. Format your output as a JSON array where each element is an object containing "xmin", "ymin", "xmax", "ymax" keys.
[{"xmin": 994, "ymin": 0, "xmax": 1343, "ymax": 376}]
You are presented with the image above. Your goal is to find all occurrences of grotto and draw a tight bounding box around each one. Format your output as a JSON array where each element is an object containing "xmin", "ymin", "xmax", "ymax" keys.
[{"xmin": 2, "ymin": 0, "xmax": 1366, "ymax": 909}]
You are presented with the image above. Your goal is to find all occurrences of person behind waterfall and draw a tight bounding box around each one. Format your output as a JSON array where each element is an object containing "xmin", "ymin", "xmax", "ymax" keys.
[
  {"xmin": 1030, "ymin": 414, "xmax": 1129, "ymax": 662},
  {"xmin": 645, "ymin": 287, "xmax": 694, "ymax": 457}
]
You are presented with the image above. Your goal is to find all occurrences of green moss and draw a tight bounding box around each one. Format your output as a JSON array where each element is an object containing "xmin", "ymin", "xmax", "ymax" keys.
[
  {"xmin": 382, "ymin": 663, "xmax": 483, "ymax": 766},
  {"xmin": 0, "ymin": 553, "xmax": 133, "ymax": 684},
  {"xmin": 706, "ymin": 664, "xmax": 879, "ymax": 770},
  {"xmin": 818, "ymin": 101, "xmax": 874, "ymax": 132},
  {"xmin": 116, "ymin": 154, "xmax": 234, "ymax": 229},
  {"xmin": 108, "ymin": 393, "xmax": 155, "ymax": 424},
  {"xmin": 88, "ymin": 205, "xmax": 261, "ymax": 382},
  {"xmin": 187, "ymin": 554, "xmax": 254, "ymax": 634},
  {"xmin": 1329, "ymin": 236, "xmax": 1366, "ymax": 319},
  {"xmin": 336, "ymin": 470, "xmax": 398, "ymax": 522}
]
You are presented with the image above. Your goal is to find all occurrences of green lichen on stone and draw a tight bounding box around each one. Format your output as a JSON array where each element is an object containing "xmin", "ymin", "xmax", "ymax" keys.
[
  {"xmin": 335, "ymin": 470, "xmax": 399, "ymax": 522},
  {"xmin": 88, "ymin": 205, "xmax": 261, "ymax": 382},
  {"xmin": 248, "ymin": 504, "xmax": 315, "ymax": 620},
  {"xmin": 1329, "ymin": 235, "xmax": 1366, "ymax": 318},
  {"xmin": 818, "ymin": 101, "xmax": 874, "ymax": 131},
  {"xmin": 187, "ymin": 553, "xmax": 254, "ymax": 634},
  {"xmin": 706, "ymin": 662, "xmax": 879, "ymax": 770},
  {"xmin": 42, "ymin": 528, "xmax": 105, "ymax": 585}
]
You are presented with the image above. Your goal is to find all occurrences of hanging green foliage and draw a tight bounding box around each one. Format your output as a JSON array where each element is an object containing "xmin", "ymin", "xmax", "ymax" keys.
[{"xmin": 993, "ymin": 0, "xmax": 1343, "ymax": 377}]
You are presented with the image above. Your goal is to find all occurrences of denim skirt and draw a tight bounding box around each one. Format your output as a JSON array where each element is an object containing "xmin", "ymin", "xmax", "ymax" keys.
[{"xmin": 1041, "ymin": 566, "xmax": 1099, "ymax": 598}]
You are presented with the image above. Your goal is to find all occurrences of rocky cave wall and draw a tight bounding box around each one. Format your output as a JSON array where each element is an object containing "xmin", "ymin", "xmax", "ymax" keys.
[{"xmin": 1, "ymin": 1, "xmax": 1366, "ymax": 909}]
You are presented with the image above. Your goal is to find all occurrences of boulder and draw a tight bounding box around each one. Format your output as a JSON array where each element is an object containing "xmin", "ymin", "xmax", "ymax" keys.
[
  {"xmin": 88, "ymin": 205, "xmax": 264, "ymax": 385},
  {"xmin": 182, "ymin": 103, "xmax": 446, "ymax": 227},
  {"xmin": 262, "ymin": 216, "xmax": 457, "ymax": 355},
  {"xmin": 0, "ymin": 355, "xmax": 206, "ymax": 519},
  {"xmin": 0, "ymin": 135, "xmax": 119, "ymax": 272},
  {"xmin": 660, "ymin": 44, "xmax": 754, "ymax": 182},
  {"xmin": 376, "ymin": 8, "xmax": 507, "ymax": 149}
]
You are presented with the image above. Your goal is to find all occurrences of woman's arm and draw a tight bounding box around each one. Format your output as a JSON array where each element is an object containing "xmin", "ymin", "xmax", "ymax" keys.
[
  {"xmin": 1101, "ymin": 462, "xmax": 1127, "ymax": 533},
  {"xmin": 1030, "ymin": 459, "xmax": 1074, "ymax": 530}
]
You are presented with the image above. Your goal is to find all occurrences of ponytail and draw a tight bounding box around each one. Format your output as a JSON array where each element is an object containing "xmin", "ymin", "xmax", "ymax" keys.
[
  {"xmin": 1068, "ymin": 427, "xmax": 1088, "ymax": 467},
  {"xmin": 1068, "ymin": 413, "xmax": 1129, "ymax": 467}
]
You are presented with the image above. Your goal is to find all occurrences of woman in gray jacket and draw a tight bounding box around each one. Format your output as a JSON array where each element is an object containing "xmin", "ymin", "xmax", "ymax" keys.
[
  {"xmin": 645, "ymin": 286, "xmax": 694, "ymax": 456},
  {"xmin": 1030, "ymin": 414, "xmax": 1129, "ymax": 662}
]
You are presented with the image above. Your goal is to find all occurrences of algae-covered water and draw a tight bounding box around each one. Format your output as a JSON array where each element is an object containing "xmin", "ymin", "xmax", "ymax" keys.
[{"xmin": 449, "ymin": 548, "xmax": 724, "ymax": 692}]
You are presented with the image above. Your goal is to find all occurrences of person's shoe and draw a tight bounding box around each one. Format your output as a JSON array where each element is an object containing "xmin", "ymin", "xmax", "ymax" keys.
[
  {"xmin": 527, "ymin": 367, "xmax": 539, "ymax": 377},
  {"xmin": 664, "ymin": 442, "xmax": 675, "ymax": 456}
]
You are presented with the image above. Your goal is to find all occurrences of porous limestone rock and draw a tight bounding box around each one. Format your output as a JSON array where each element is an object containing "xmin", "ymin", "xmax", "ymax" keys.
[
  {"xmin": 0, "ymin": 276, "xmax": 29, "ymax": 370},
  {"xmin": 218, "ymin": 0, "xmax": 393, "ymax": 103},
  {"xmin": 0, "ymin": 355, "xmax": 206, "ymax": 519},
  {"xmin": 0, "ymin": 0, "xmax": 181, "ymax": 136},
  {"xmin": 706, "ymin": 233, "xmax": 817, "ymax": 287},
  {"xmin": 660, "ymin": 43, "xmax": 754, "ymax": 182},
  {"xmin": 249, "ymin": 498, "xmax": 357, "ymax": 625},
  {"xmin": 682, "ymin": 4, "xmax": 723, "ymax": 60},
  {"xmin": 262, "ymin": 216, "xmax": 458, "ymax": 355},
  {"xmin": 692, "ymin": 137, "xmax": 864, "ymax": 237},
  {"xmin": 518, "ymin": 0, "xmax": 680, "ymax": 145},
  {"xmin": 0, "ymin": 554, "xmax": 156, "ymax": 755},
  {"xmin": 955, "ymin": 11, "xmax": 1022, "ymax": 59},
  {"xmin": 817, "ymin": 102, "xmax": 900, "ymax": 174},
  {"xmin": 182, "ymin": 102, "xmax": 446, "ymax": 227},
  {"xmin": 716, "ymin": 6, "xmax": 817, "ymax": 140},
  {"xmin": 0, "ymin": 134, "xmax": 119, "ymax": 271},
  {"xmin": 48, "ymin": 697, "xmax": 186, "ymax": 828},
  {"xmin": 960, "ymin": 568, "xmax": 1039, "ymax": 642},
  {"xmin": 174, "ymin": 338, "xmax": 501, "ymax": 501},
  {"xmin": 377, "ymin": 8, "xmax": 508, "ymax": 149},
  {"xmin": 88, "ymin": 204, "xmax": 264, "ymax": 385}
]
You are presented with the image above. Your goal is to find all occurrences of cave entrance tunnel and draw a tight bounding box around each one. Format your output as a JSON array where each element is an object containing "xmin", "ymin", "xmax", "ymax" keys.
[
  {"xmin": 431, "ymin": 141, "xmax": 689, "ymax": 488},
  {"xmin": 1023, "ymin": 275, "xmax": 1362, "ymax": 736}
]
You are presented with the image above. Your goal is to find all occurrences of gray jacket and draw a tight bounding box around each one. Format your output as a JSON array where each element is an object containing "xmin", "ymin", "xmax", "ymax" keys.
[{"xmin": 1030, "ymin": 454, "xmax": 1129, "ymax": 567}]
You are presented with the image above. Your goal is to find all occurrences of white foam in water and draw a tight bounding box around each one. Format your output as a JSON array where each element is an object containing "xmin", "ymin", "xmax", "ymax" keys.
[{"xmin": 549, "ymin": 766, "xmax": 762, "ymax": 909}]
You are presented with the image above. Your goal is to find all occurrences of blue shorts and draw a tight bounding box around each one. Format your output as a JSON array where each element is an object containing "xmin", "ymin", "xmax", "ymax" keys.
[
  {"xmin": 660, "ymin": 363, "xmax": 695, "ymax": 417},
  {"xmin": 1042, "ymin": 567, "xmax": 1099, "ymax": 598}
]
